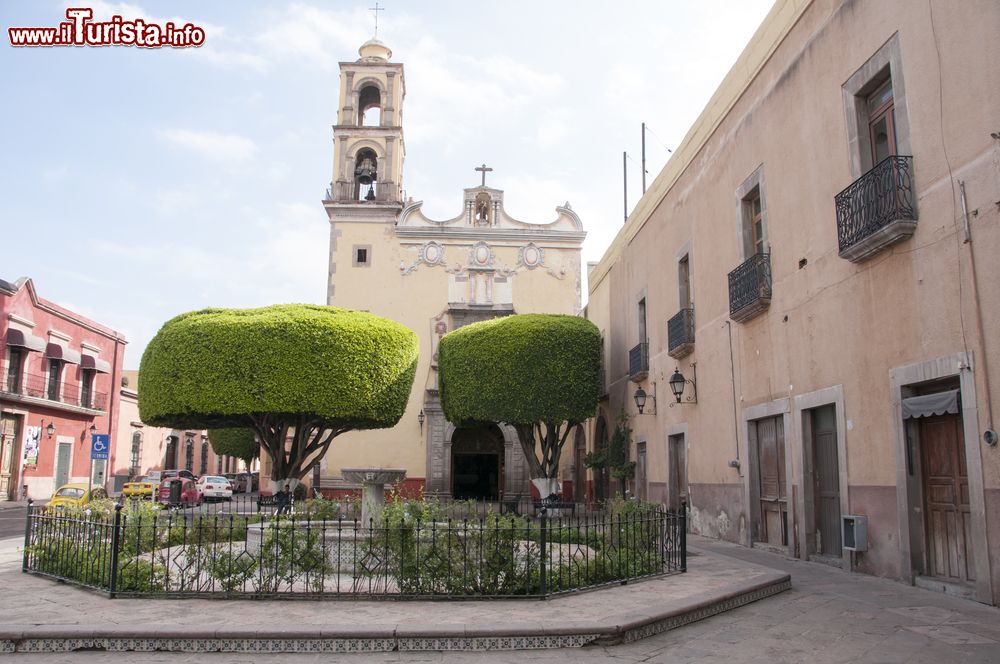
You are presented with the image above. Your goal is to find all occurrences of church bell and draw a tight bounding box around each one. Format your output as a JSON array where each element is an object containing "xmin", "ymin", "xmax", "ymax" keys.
[{"xmin": 355, "ymin": 157, "xmax": 376, "ymax": 185}]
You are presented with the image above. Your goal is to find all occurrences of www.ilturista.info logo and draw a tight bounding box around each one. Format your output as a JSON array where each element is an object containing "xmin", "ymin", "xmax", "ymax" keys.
[{"xmin": 8, "ymin": 7, "xmax": 206, "ymax": 48}]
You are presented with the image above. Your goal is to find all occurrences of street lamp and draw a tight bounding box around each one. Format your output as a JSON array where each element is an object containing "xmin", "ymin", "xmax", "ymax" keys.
[
  {"xmin": 89, "ymin": 424, "xmax": 97, "ymax": 437},
  {"xmin": 633, "ymin": 387, "xmax": 648, "ymax": 414},
  {"xmin": 418, "ymin": 409, "xmax": 425, "ymax": 432},
  {"xmin": 45, "ymin": 422, "xmax": 55, "ymax": 438},
  {"xmin": 667, "ymin": 364, "xmax": 698, "ymax": 406}
]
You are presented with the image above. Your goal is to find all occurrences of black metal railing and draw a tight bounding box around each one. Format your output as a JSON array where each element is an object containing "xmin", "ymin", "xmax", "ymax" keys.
[
  {"xmin": 728, "ymin": 253, "xmax": 772, "ymax": 321},
  {"xmin": 22, "ymin": 499, "xmax": 685, "ymax": 599},
  {"xmin": 667, "ymin": 309, "xmax": 695, "ymax": 358},
  {"xmin": 835, "ymin": 155, "xmax": 916, "ymax": 255},
  {"xmin": 1, "ymin": 365, "xmax": 107, "ymax": 410},
  {"xmin": 628, "ymin": 342, "xmax": 649, "ymax": 380}
]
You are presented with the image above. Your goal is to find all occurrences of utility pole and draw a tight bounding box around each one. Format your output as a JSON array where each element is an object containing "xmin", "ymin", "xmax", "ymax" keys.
[
  {"xmin": 641, "ymin": 122, "xmax": 647, "ymax": 194},
  {"xmin": 623, "ymin": 151, "xmax": 628, "ymax": 222}
]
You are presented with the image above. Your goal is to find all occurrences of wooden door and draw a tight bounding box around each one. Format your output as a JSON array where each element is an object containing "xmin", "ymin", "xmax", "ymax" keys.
[
  {"xmin": 668, "ymin": 434, "xmax": 686, "ymax": 511},
  {"xmin": 0, "ymin": 414, "xmax": 21, "ymax": 500},
  {"xmin": 636, "ymin": 442, "xmax": 647, "ymax": 502},
  {"xmin": 812, "ymin": 405, "xmax": 841, "ymax": 555},
  {"xmin": 55, "ymin": 442, "xmax": 71, "ymax": 488},
  {"xmin": 755, "ymin": 416, "xmax": 786, "ymax": 546},
  {"xmin": 920, "ymin": 414, "xmax": 974, "ymax": 584}
]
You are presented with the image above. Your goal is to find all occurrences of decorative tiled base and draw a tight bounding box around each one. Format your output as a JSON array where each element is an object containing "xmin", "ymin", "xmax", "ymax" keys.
[
  {"xmin": 618, "ymin": 578, "xmax": 793, "ymax": 643},
  {"xmin": 0, "ymin": 579, "xmax": 790, "ymax": 654}
]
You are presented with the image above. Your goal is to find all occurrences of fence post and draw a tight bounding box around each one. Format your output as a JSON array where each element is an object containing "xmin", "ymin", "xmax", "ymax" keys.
[
  {"xmin": 108, "ymin": 502, "xmax": 124, "ymax": 597},
  {"xmin": 680, "ymin": 501, "xmax": 687, "ymax": 572},
  {"xmin": 22, "ymin": 498, "xmax": 33, "ymax": 572},
  {"xmin": 538, "ymin": 507, "xmax": 547, "ymax": 596}
]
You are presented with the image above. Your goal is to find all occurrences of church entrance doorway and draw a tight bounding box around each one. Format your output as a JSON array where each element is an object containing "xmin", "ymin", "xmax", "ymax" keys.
[{"xmin": 451, "ymin": 424, "xmax": 504, "ymax": 500}]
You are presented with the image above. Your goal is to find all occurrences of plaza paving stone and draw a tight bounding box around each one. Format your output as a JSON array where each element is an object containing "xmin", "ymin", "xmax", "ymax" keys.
[{"xmin": 1, "ymin": 533, "xmax": 998, "ymax": 662}]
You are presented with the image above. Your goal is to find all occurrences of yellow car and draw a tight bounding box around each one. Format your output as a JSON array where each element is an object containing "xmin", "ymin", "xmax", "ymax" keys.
[
  {"xmin": 122, "ymin": 477, "xmax": 157, "ymax": 499},
  {"xmin": 47, "ymin": 483, "xmax": 108, "ymax": 510}
]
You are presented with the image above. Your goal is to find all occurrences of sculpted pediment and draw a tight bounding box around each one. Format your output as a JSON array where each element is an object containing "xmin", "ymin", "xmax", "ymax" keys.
[{"xmin": 398, "ymin": 186, "xmax": 583, "ymax": 234}]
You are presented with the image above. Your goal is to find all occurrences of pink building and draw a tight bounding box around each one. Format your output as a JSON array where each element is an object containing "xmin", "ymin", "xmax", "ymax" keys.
[{"xmin": 0, "ymin": 277, "xmax": 126, "ymax": 501}]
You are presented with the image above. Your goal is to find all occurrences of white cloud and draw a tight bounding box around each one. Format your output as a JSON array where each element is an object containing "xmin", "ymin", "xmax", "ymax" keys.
[{"xmin": 158, "ymin": 129, "xmax": 258, "ymax": 163}]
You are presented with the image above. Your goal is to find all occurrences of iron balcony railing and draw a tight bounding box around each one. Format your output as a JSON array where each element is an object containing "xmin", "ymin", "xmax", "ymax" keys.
[
  {"xmin": 326, "ymin": 181, "xmax": 398, "ymax": 203},
  {"xmin": 1, "ymin": 366, "xmax": 107, "ymax": 411},
  {"xmin": 628, "ymin": 342, "xmax": 649, "ymax": 381},
  {"xmin": 667, "ymin": 308, "xmax": 695, "ymax": 359},
  {"xmin": 728, "ymin": 252, "xmax": 772, "ymax": 322},
  {"xmin": 22, "ymin": 500, "xmax": 686, "ymax": 599},
  {"xmin": 835, "ymin": 155, "xmax": 916, "ymax": 260}
]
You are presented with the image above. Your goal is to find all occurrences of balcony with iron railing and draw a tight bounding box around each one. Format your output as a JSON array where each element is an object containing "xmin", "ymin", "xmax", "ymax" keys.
[
  {"xmin": 667, "ymin": 308, "xmax": 695, "ymax": 360},
  {"xmin": 835, "ymin": 155, "xmax": 917, "ymax": 262},
  {"xmin": 1, "ymin": 366, "xmax": 107, "ymax": 412},
  {"xmin": 728, "ymin": 252, "xmax": 772, "ymax": 323},
  {"xmin": 628, "ymin": 342, "xmax": 649, "ymax": 383}
]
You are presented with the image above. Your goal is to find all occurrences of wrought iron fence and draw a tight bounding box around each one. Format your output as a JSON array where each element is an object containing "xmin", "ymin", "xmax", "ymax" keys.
[
  {"xmin": 0, "ymin": 366, "xmax": 107, "ymax": 410},
  {"xmin": 835, "ymin": 155, "xmax": 915, "ymax": 253},
  {"xmin": 727, "ymin": 252, "xmax": 771, "ymax": 320},
  {"xmin": 22, "ymin": 500, "xmax": 685, "ymax": 599},
  {"xmin": 667, "ymin": 308, "xmax": 695, "ymax": 356}
]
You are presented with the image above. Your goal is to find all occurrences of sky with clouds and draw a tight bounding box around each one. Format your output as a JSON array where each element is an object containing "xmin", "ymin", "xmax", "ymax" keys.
[{"xmin": 1, "ymin": 0, "xmax": 773, "ymax": 368}]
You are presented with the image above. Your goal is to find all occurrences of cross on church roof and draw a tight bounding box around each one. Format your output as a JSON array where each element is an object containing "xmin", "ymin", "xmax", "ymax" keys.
[
  {"xmin": 475, "ymin": 163, "xmax": 493, "ymax": 187},
  {"xmin": 369, "ymin": 2, "xmax": 384, "ymax": 38}
]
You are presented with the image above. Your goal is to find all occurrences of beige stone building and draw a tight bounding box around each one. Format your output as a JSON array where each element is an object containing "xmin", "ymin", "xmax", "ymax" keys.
[
  {"xmin": 585, "ymin": 0, "xmax": 1000, "ymax": 606},
  {"xmin": 320, "ymin": 39, "xmax": 586, "ymax": 500}
]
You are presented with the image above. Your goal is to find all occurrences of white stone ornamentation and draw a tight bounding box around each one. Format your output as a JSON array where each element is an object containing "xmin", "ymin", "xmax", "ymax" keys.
[
  {"xmin": 518, "ymin": 243, "xmax": 545, "ymax": 269},
  {"xmin": 469, "ymin": 241, "xmax": 494, "ymax": 267}
]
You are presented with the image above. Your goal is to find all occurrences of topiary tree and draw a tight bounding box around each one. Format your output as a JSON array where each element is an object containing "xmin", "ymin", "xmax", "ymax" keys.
[
  {"xmin": 438, "ymin": 314, "xmax": 601, "ymax": 499},
  {"xmin": 207, "ymin": 427, "xmax": 259, "ymax": 470},
  {"xmin": 139, "ymin": 304, "xmax": 418, "ymax": 489}
]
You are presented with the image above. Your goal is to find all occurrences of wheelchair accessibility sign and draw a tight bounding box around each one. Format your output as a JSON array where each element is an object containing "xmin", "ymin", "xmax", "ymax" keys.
[{"xmin": 91, "ymin": 434, "xmax": 110, "ymax": 460}]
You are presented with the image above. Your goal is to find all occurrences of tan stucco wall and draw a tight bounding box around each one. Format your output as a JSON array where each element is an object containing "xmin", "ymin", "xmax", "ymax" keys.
[{"xmin": 586, "ymin": 0, "xmax": 1000, "ymax": 588}]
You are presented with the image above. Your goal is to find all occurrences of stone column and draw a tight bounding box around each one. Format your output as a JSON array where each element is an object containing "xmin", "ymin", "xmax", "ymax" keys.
[{"xmin": 341, "ymin": 468, "xmax": 406, "ymax": 526}]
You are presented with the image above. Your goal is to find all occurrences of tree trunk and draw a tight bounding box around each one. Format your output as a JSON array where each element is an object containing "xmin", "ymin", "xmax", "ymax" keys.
[{"xmin": 249, "ymin": 414, "xmax": 345, "ymax": 486}]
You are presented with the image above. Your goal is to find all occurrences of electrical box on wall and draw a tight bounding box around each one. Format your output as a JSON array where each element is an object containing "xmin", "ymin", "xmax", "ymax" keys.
[{"xmin": 842, "ymin": 515, "xmax": 868, "ymax": 552}]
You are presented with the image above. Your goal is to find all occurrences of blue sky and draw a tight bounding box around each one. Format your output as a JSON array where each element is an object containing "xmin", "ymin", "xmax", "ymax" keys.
[{"xmin": 1, "ymin": 1, "xmax": 773, "ymax": 367}]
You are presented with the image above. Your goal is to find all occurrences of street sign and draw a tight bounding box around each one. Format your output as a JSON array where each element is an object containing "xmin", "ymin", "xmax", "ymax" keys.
[{"xmin": 91, "ymin": 434, "xmax": 110, "ymax": 460}]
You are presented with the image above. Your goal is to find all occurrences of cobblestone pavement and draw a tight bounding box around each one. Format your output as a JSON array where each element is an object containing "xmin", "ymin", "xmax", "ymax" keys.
[{"xmin": 4, "ymin": 535, "xmax": 1000, "ymax": 663}]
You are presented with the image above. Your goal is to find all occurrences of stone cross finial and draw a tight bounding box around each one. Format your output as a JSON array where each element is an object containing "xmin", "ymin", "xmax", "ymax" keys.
[
  {"xmin": 475, "ymin": 163, "xmax": 493, "ymax": 187},
  {"xmin": 369, "ymin": 3, "xmax": 384, "ymax": 38}
]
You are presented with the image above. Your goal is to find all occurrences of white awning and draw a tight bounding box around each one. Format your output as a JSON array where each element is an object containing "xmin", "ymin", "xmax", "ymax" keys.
[{"xmin": 902, "ymin": 389, "xmax": 960, "ymax": 419}]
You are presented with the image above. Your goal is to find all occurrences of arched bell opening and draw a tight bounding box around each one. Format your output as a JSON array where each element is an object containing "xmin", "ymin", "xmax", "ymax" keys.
[
  {"xmin": 354, "ymin": 148, "xmax": 378, "ymax": 201},
  {"xmin": 451, "ymin": 424, "xmax": 505, "ymax": 500},
  {"xmin": 358, "ymin": 85, "xmax": 382, "ymax": 127}
]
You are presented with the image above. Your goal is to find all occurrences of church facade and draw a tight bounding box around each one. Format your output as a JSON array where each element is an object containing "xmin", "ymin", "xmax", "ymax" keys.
[{"xmin": 319, "ymin": 39, "xmax": 586, "ymax": 500}]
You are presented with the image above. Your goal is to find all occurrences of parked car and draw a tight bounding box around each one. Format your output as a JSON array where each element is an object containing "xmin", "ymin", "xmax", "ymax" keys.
[
  {"xmin": 161, "ymin": 469, "xmax": 198, "ymax": 482},
  {"xmin": 196, "ymin": 475, "xmax": 233, "ymax": 502},
  {"xmin": 157, "ymin": 477, "xmax": 200, "ymax": 508},
  {"xmin": 47, "ymin": 484, "xmax": 108, "ymax": 510},
  {"xmin": 122, "ymin": 476, "xmax": 157, "ymax": 499}
]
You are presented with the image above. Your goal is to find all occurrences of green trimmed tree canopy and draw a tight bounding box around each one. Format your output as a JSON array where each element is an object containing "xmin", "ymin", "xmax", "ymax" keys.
[
  {"xmin": 439, "ymin": 314, "xmax": 601, "ymax": 426},
  {"xmin": 139, "ymin": 304, "xmax": 418, "ymax": 430},
  {"xmin": 207, "ymin": 428, "xmax": 258, "ymax": 465}
]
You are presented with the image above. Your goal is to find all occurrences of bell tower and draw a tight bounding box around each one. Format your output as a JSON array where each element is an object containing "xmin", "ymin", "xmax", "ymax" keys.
[
  {"xmin": 324, "ymin": 37, "xmax": 406, "ymax": 306},
  {"xmin": 327, "ymin": 38, "xmax": 405, "ymax": 205}
]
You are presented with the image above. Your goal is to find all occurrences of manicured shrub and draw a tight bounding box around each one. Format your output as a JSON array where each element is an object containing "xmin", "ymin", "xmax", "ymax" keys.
[
  {"xmin": 439, "ymin": 314, "xmax": 600, "ymax": 489},
  {"xmin": 139, "ymin": 304, "xmax": 418, "ymax": 483}
]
